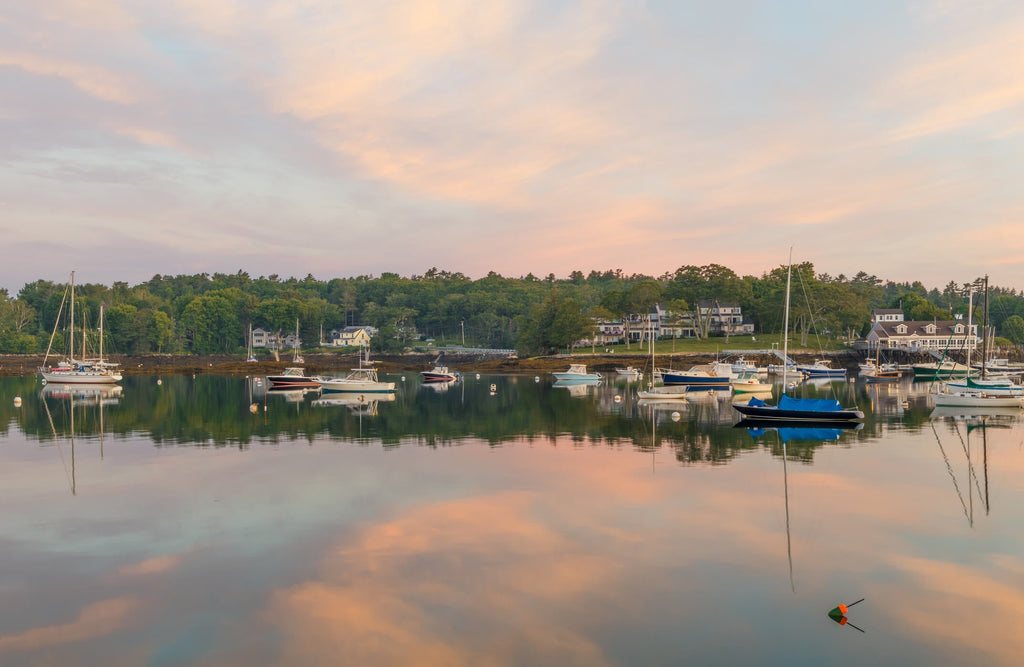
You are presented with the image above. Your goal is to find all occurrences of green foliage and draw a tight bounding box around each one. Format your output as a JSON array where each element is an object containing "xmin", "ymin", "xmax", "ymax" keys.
[
  {"xmin": 6, "ymin": 267, "xmax": 1024, "ymax": 357},
  {"xmin": 1002, "ymin": 315, "xmax": 1024, "ymax": 346}
]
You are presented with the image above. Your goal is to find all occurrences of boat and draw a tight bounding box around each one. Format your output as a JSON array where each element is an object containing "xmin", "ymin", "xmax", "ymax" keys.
[
  {"xmin": 39, "ymin": 272, "xmax": 123, "ymax": 385},
  {"xmin": 246, "ymin": 322, "xmax": 258, "ymax": 362},
  {"xmin": 796, "ymin": 359, "xmax": 846, "ymax": 378},
  {"xmin": 944, "ymin": 377, "xmax": 1023, "ymax": 397},
  {"xmin": 912, "ymin": 360, "xmax": 974, "ymax": 379},
  {"xmin": 730, "ymin": 369, "xmax": 773, "ymax": 393},
  {"xmin": 661, "ymin": 364, "xmax": 731, "ymax": 390},
  {"xmin": 319, "ymin": 367, "xmax": 395, "ymax": 393},
  {"xmin": 636, "ymin": 386, "xmax": 690, "ymax": 400},
  {"xmin": 421, "ymin": 365, "xmax": 461, "ymax": 382},
  {"xmin": 930, "ymin": 390, "xmax": 1023, "ymax": 408},
  {"xmin": 615, "ymin": 366, "xmax": 643, "ymax": 379},
  {"xmin": 930, "ymin": 289, "xmax": 1018, "ymax": 408},
  {"xmin": 733, "ymin": 251, "xmax": 864, "ymax": 423},
  {"xmin": 730, "ymin": 356, "xmax": 764, "ymax": 375},
  {"xmin": 267, "ymin": 366, "xmax": 320, "ymax": 389},
  {"xmin": 863, "ymin": 345, "xmax": 901, "ymax": 383},
  {"xmin": 552, "ymin": 364, "xmax": 601, "ymax": 382}
]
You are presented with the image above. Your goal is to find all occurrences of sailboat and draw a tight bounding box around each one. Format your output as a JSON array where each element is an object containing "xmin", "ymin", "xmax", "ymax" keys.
[
  {"xmin": 246, "ymin": 322, "xmax": 258, "ymax": 362},
  {"xmin": 733, "ymin": 252, "xmax": 864, "ymax": 422},
  {"xmin": 638, "ymin": 324, "xmax": 689, "ymax": 400},
  {"xmin": 39, "ymin": 272, "xmax": 123, "ymax": 385}
]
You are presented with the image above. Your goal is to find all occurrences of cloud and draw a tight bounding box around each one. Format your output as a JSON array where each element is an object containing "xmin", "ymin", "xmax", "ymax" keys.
[{"xmin": 0, "ymin": 598, "xmax": 140, "ymax": 653}]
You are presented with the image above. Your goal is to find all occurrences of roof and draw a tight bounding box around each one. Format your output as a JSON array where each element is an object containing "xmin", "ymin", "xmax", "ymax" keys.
[{"xmin": 871, "ymin": 320, "xmax": 970, "ymax": 338}]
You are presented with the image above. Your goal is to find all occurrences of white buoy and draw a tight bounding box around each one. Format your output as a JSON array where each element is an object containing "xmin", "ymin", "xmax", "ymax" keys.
[
  {"xmin": 402, "ymin": 376, "xmax": 406, "ymax": 381},
  {"xmin": 157, "ymin": 378, "xmax": 162, "ymax": 385},
  {"xmin": 614, "ymin": 395, "xmax": 622, "ymax": 402},
  {"xmin": 476, "ymin": 373, "xmax": 481, "ymax": 379},
  {"xmin": 490, "ymin": 383, "xmax": 497, "ymax": 391},
  {"xmin": 13, "ymin": 396, "xmax": 21, "ymax": 407},
  {"xmin": 249, "ymin": 403, "xmax": 258, "ymax": 413},
  {"xmin": 671, "ymin": 411, "xmax": 681, "ymax": 422},
  {"xmin": 535, "ymin": 376, "xmax": 540, "ymax": 382}
]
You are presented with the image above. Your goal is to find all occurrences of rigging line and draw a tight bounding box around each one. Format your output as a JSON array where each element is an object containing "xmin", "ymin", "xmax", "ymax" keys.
[
  {"xmin": 792, "ymin": 262, "xmax": 841, "ymax": 403},
  {"xmin": 930, "ymin": 421, "xmax": 971, "ymax": 525}
]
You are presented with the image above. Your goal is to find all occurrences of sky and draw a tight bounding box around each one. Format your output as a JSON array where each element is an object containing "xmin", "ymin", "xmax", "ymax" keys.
[{"xmin": 2, "ymin": 0, "xmax": 1023, "ymax": 295}]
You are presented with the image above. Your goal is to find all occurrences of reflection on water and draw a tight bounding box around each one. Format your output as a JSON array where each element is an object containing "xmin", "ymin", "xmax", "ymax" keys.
[{"xmin": 2, "ymin": 374, "xmax": 1024, "ymax": 665}]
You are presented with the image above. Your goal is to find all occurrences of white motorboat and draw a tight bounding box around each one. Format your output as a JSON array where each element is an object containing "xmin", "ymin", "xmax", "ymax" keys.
[
  {"xmin": 319, "ymin": 367, "xmax": 395, "ymax": 393},
  {"xmin": 552, "ymin": 364, "xmax": 601, "ymax": 382}
]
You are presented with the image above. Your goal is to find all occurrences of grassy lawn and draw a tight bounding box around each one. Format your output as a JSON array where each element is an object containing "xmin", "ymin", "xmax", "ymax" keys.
[{"xmin": 572, "ymin": 334, "xmax": 852, "ymax": 355}]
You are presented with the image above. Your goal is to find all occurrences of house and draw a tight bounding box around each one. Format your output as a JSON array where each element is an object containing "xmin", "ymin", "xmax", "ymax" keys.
[
  {"xmin": 865, "ymin": 309, "xmax": 977, "ymax": 353},
  {"xmin": 251, "ymin": 328, "xmax": 277, "ymax": 349},
  {"xmin": 695, "ymin": 301, "xmax": 756, "ymax": 336},
  {"xmin": 328, "ymin": 326, "xmax": 375, "ymax": 348}
]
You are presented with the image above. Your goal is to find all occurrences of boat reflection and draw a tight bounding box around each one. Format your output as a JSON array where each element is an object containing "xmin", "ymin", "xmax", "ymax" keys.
[
  {"xmin": 553, "ymin": 380, "xmax": 600, "ymax": 397},
  {"xmin": 40, "ymin": 382, "xmax": 123, "ymax": 404}
]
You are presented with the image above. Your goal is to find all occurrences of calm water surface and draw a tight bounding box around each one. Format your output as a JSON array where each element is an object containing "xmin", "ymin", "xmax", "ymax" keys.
[{"xmin": 1, "ymin": 373, "xmax": 1023, "ymax": 665}]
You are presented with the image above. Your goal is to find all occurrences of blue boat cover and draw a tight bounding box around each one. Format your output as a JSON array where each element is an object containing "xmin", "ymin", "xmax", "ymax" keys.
[
  {"xmin": 777, "ymin": 395, "xmax": 842, "ymax": 412},
  {"xmin": 747, "ymin": 396, "xmax": 766, "ymax": 407}
]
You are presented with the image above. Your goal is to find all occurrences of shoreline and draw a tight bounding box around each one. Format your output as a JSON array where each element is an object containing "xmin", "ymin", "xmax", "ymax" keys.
[{"xmin": 3, "ymin": 349, "xmax": 864, "ymax": 378}]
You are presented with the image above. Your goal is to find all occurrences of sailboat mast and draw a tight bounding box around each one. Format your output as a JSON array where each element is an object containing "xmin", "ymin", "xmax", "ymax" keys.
[
  {"xmin": 70, "ymin": 270, "xmax": 75, "ymax": 361},
  {"xmin": 982, "ymin": 275, "xmax": 989, "ymax": 380},
  {"xmin": 966, "ymin": 288, "xmax": 974, "ymax": 371},
  {"xmin": 782, "ymin": 250, "xmax": 792, "ymax": 388}
]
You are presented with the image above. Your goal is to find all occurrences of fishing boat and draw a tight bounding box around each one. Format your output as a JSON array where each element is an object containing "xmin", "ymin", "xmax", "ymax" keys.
[
  {"xmin": 319, "ymin": 367, "xmax": 395, "ymax": 393},
  {"xmin": 733, "ymin": 252, "xmax": 864, "ymax": 423},
  {"xmin": 864, "ymin": 345, "xmax": 901, "ymax": 383},
  {"xmin": 731, "ymin": 369, "xmax": 773, "ymax": 393},
  {"xmin": 421, "ymin": 365, "xmax": 461, "ymax": 382},
  {"xmin": 552, "ymin": 364, "xmax": 601, "ymax": 382},
  {"xmin": 267, "ymin": 366, "xmax": 320, "ymax": 389},
  {"xmin": 796, "ymin": 359, "xmax": 846, "ymax": 378},
  {"xmin": 615, "ymin": 366, "xmax": 643, "ymax": 379},
  {"xmin": 39, "ymin": 272, "xmax": 123, "ymax": 385}
]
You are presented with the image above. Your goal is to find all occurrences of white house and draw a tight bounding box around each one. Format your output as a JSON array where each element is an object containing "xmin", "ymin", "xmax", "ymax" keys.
[
  {"xmin": 328, "ymin": 326, "xmax": 375, "ymax": 348},
  {"xmin": 865, "ymin": 309, "xmax": 977, "ymax": 353}
]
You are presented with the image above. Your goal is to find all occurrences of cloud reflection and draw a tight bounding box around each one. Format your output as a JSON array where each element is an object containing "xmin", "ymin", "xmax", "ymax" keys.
[
  {"xmin": 0, "ymin": 598, "xmax": 140, "ymax": 654},
  {"xmin": 266, "ymin": 491, "xmax": 616, "ymax": 665}
]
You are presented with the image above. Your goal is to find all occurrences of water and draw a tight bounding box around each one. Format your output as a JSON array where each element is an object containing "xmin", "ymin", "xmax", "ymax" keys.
[{"xmin": 1, "ymin": 373, "xmax": 1022, "ymax": 665}]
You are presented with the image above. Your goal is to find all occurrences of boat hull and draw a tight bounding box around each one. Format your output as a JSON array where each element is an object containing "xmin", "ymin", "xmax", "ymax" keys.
[
  {"xmin": 661, "ymin": 373, "xmax": 730, "ymax": 388},
  {"xmin": 320, "ymin": 380, "xmax": 395, "ymax": 393},
  {"xmin": 40, "ymin": 368, "xmax": 122, "ymax": 384},
  {"xmin": 732, "ymin": 403, "xmax": 865, "ymax": 422}
]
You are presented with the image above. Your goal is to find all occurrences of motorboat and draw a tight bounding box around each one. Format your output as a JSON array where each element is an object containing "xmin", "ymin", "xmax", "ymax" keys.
[
  {"xmin": 552, "ymin": 364, "xmax": 601, "ymax": 382},
  {"xmin": 730, "ymin": 370, "xmax": 773, "ymax": 393},
  {"xmin": 267, "ymin": 367, "xmax": 320, "ymax": 389},
  {"xmin": 796, "ymin": 359, "xmax": 846, "ymax": 378},
  {"xmin": 319, "ymin": 367, "xmax": 395, "ymax": 393},
  {"xmin": 421, "ymin": 365, "xmax": 461, "ymax": 382}
]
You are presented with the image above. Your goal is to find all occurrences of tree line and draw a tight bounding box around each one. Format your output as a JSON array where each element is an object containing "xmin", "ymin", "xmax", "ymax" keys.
[{"xmin": 2, "ymin": 265, "xmax": 1023, "ymax": 356}]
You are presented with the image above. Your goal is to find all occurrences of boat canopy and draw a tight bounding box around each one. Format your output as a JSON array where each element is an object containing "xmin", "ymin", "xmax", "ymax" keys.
[{"xmin": 747, "ymin": 395, "xmax": 843, "ymax": 412}]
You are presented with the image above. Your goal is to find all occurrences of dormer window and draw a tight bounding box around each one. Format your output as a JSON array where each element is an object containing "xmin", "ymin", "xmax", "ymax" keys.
[
  {"xmin": 925, "ymin": 324, "xmax": 936, "ymax": 334},
  {"xmin": 954, "ymin": 324, "xmax": 964, "ymax": 334},
  {"xmin": 896, "ymin": 324, "xmax": 907, "ymax": 334}
]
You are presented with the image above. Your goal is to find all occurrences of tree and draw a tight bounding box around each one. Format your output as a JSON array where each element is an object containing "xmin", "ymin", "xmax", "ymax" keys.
[{"xmin": 1002, "ymin": 315, "xmax": 1024, "ymax": 347}]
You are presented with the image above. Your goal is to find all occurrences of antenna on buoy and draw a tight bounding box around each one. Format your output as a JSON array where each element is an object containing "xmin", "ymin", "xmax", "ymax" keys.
[{"xmin": 827, "ymin": 598, "xmax": 865, "ymax": 632}]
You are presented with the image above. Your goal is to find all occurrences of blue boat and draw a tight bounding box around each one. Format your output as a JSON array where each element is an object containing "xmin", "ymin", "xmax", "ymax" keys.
[{"xmin": 662, "ymin": 364, "xmax": 731, "ymax": 390}]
